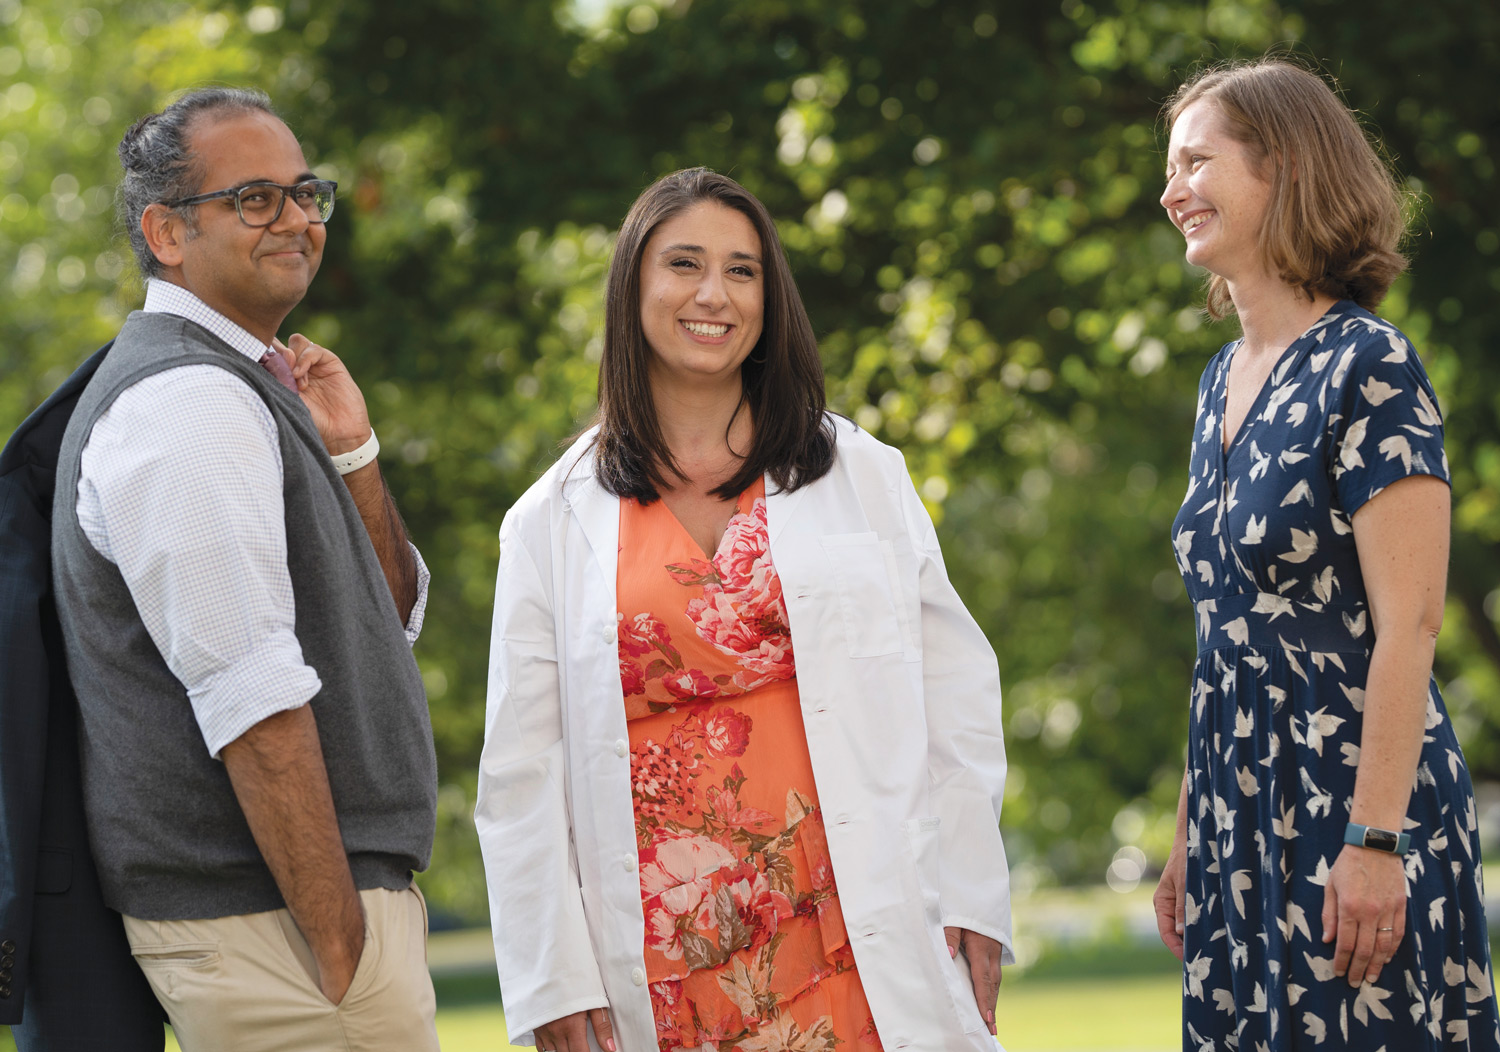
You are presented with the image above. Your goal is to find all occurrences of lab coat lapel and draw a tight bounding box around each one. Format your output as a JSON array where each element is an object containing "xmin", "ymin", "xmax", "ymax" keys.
[
  {"xmin": 764, "ymin": 473, "xmax": 808, "ymax": 548},
  {"xmin": 563, "ymin": 463, "xmax": 619, "ymax": 584}
]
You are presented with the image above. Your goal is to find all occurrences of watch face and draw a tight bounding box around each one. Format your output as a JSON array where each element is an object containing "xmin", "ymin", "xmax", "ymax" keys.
[{"xmin": 1363, "ymin": 827, "xmax": 1400, "ymax": 852}]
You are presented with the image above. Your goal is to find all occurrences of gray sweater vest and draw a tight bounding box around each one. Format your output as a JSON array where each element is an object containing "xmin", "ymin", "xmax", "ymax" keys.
[{"xmin": 51, "ymin": 311, "xmax": 437, "ymax": 920}]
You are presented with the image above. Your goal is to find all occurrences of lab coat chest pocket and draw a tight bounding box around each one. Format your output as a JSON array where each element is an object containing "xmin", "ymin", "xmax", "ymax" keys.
[{"xmin": 820, "ymin": 532, "xmax": 906, "ymax": 658}]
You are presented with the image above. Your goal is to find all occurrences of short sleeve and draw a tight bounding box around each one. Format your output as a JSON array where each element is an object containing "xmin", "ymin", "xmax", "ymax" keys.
[{"xmin": 1326, "ymin": 320, "xmax": 1449, "ymax": 517}]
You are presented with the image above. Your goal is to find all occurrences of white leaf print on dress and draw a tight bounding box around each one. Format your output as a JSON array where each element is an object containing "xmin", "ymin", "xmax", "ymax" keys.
[
  {"xmin": 1241, "ymin": 514, "xmax": 1267, "ymax": 545},
  {"xmin": 1303, "ymin": 1011, "xmax": 1327, "ymax": 1044},
  {"xmin": 1304, "ymin": 951, "xmax": 1337, "ymax": 981},
  {"xmin": 1234, "ymin": 707, "xmax": 1255, "ymax": 737},
  {"xmin": 1226, "ymin": 618, "xmax": 1250, "ymax": 646},
  {"xmin": 1302, "ymin": 768, "xmax": 1333, "ymax": 819},
  {"xmin": 1230, "ymin": 869, "xmax": 1254, "ymax": 917},
  {"xmin": 1467, "ymin": 959, "xmax": 1494, "ymax": 1003},
  {"xmin": 1279, "ymin": 527, "xmax": 1319, "ymax": 563},
  {"xmin": 1353, "ymin": 982, "xmax": 1394, "ymax": 1023},
  {"xmin": 1186, "ymin": 953, "xmax": 1213, "ymax": 999},
  {"xmin": 1249, "ymin": 442, "xmax": 1272, "ymax": 481},
  {"xmin": 1382, "ymin": 332, "xmax": 1409, "ymax": 363},
  {"xmin": 1342, "ymin": 608, "xmax": 1367, "ymax": 638},
  {"xmin": 1359, "ymin": 376, "xmax": 1402, "ymax": 406},
  {"xmin": 1414, "ymin": 385, "xmax": 1441, "ymax": 427},
  {"xmin": 1212, "ymin": 987, "xmax": 1236, "ymax": 1014},
  {"xmin": 1379, "ymin": 434, "xmax": 1413, "ymax": 474},
  {"xmin": 1280, "ymin": 479, "xmax": 1314, "ymax": 507},
  {"xmin": 1237, "ymin": 766, "xmax": 1260, "ymax": 795},
  {"xmin": 1331, "ymin": 345, "xmax": 1358, "ymax": 387},
  {"xmin": 1272, "ymin": 800, "xmax": 1299, "ymax": 840},
  {"xmin": 1262, "ymin": 382, "xmax": 1300, "ymax": 425},
  {"xmin": 1304, "ymin": 708, "xmax": 1346, "ymax": 756},
  {"xmin": 1338, "ymin": 416, "xmax": 1369, "ymax": 471},
  {"xmin": 1247, "ymin": 982, "xmax": 1269, "ymax": 1013},
  {"xmin": 1429, "ymin": 896, "xmax": 1448, "ymax": 930},
  {"xmin": 1251, "ymin": 592, "xmax": 1294, "ymax": 620},
  {"xmin": 1312, "ymin": 566, "xmax": 1337, "ymax": 603},
  {"xmin": 1174, "ymin": 528, "xmax": 1196, "ymax": 572}
]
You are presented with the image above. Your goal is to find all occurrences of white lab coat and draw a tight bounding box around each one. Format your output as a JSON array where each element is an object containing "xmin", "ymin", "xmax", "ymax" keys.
[{"xmin": 476, "ymin": 417, "xmax": 1012, "ymax": 1052}]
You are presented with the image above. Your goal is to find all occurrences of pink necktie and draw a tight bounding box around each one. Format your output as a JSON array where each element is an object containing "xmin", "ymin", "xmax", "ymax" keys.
[{"xmin": 258, "ymin": 350, "xmax": 298, "ymax": 393}]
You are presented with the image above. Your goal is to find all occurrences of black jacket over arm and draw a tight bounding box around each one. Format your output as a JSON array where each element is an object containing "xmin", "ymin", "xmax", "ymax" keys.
[{"xmin": 0, "ymin": 342, "xmax": 164, "ymax": 1050}]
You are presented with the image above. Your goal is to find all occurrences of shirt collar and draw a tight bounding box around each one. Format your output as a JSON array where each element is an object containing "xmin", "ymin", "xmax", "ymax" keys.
[{"xmin": 143, "ymin": 279, "xmax": 271, "ymax": 363}]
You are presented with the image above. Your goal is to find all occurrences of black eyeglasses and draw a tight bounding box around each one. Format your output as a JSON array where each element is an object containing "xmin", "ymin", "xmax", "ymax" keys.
[{"xmin": 164, "ymin": 179, "xmax": 338, "ymax": 228}]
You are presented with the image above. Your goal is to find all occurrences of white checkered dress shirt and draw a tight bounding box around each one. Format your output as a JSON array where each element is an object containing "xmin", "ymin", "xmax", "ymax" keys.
[{"xmin": 76, "ymin": 279, "xmax": 430, "ymax": 758}]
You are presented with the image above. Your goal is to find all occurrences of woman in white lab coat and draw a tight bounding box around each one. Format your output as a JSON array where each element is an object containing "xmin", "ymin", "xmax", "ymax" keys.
[{"xmin": 476, "ymin": 168, "xmax": 1011, "ymax": 1052}]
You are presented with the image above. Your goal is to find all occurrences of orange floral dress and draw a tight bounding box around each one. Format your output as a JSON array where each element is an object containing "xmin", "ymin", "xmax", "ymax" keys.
[{"xmin": 617, "ymin": 478, "xmax": 883, "ymax": 1052}]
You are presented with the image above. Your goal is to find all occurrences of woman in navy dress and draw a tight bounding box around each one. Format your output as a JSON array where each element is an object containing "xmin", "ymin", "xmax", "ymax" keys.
[{"xmin": 1151, "ymin": 58, "xmax": 1500, "ymax": 1048}]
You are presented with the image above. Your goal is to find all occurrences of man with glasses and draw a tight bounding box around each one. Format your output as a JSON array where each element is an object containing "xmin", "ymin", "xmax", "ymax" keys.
[{"xmin": 45, "ymin": 88, "xmax": 439, "ymax": 1050}]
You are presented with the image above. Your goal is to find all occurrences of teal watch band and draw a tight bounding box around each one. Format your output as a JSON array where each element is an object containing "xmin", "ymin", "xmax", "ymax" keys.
[{"xmin": 1345, "ymin": 822, "xmax": 1411, "ymax": 855}]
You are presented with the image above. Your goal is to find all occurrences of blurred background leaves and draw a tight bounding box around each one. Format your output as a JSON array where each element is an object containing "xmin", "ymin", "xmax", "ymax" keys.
[{"xmin": 2, "ymin": 0, "xmax": 1497, "ymax": 923}]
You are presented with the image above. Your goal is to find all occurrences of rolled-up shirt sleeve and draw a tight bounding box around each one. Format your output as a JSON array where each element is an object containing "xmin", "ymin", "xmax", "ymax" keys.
[
  {"xmin": 403, "ymin": 542, "xmax": 431, "ymax": 645},
  {"xmin": 77, "ymin": 365, "xmax": 321, "ymax": 759}
]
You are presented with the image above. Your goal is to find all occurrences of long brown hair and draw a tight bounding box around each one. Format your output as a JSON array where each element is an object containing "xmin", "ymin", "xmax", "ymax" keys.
[
  {"xmin": 591, "ymin": 168, "xmax": 835, "ymax": 502},
  {"xmin": 1165, "ymin": 58, "xmax": 1410, "ymax": 319}
]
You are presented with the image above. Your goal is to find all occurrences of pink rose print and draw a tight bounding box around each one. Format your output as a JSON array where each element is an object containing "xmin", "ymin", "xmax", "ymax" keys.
[
  {"xmin": 701, "ymin": 708, "xmax": 752, "ymax": 759},
  {"xmin": 662, "ymin": 667, "xmax": 721, "ymax": 700},
  {"xmin": 621, "ymin": 657, "xmax": 647, "ymax": 697},
  {"xmin": 639, "ymin": 832, "xmax": 737, "ymax": 960},
  {"xmin": 680, "ymin": 498, "xmax": 796, "ymax": 685},
  {"xmin": 706, "ymin": 785, "xmax": 774, "ymax": 831},
  {"xmin": 620, "ymin": 612, "xmax": 672, "ymax": 657}
]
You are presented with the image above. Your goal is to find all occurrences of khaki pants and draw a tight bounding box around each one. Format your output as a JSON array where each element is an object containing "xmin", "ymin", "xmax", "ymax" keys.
[{"xmin": 123, "ymin": 885, "xmax": 439, "ymax": 1052}]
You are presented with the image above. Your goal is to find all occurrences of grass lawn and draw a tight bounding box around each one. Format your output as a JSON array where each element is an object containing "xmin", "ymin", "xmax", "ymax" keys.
[
  {"xmin": 3, "ymin": 971, "xmax": 1181, "ymax": 1052},
  {"xmin": 419, "ymin": 973, "xmax": 1182, "ymax": 1052}
]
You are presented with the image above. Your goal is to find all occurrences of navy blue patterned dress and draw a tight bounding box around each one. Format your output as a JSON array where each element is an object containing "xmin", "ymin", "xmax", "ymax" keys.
[{"xmin": 1173, "ymin": 301, "xmax": 1500, "ymax": 1049}]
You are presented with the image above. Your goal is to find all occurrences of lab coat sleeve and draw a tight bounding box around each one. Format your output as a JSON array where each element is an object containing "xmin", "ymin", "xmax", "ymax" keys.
[
  {"xmin": 899, "ymin": 469, "xmax": 1015, "ymax": 962},
  {"xmin": 475, "ymin": 512, "xmax": 608, "ymax": 1043}
]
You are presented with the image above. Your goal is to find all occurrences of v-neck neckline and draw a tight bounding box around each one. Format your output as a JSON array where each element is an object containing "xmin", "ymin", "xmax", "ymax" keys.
[
  {"xmin": 656, "ymin": 478, "xmax": 762, "ymax": 562},
  {"xmin": 1216, "ymin": 302, "xmax": 1342, "ymax": 459}
]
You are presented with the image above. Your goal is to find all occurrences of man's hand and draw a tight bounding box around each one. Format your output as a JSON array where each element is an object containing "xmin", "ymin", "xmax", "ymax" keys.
[
  {"xmin": 534, "ymin": 1007, "xmax": 615, "ymax": 1052},
  {"xmin": 273, "ymin": 333, "xmax": 418, "ymax": 620},
  {"xmin": 221, "ymin": 705, "xmax": 366, "ymax": 1005},
  {"xmin": 272, "ymin": 334, "xmax": 371, "ymax": 455},
  {"xmin": 943, "ymin": 926, "xmax": 1003, "ymax": 1036}
]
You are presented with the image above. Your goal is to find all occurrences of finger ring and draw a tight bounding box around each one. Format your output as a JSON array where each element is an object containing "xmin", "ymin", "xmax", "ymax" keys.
[{"xmin": 1377, "ymin": 926, "xmax": 1394, "ymax": 932}]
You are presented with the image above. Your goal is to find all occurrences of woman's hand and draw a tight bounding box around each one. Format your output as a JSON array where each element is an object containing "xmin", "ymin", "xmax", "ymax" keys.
[
  {"xmin": 1322, "ymin": 844, "xmax": 1408, "ymax": 987},
  {"xmin": 534, "ymin": 1007, "xmax": 615, "ymax": 1052},
  {"xmin": 1154, "ymin": 766, "xmax": 1191, "ymax": 962},
  {"xmin": 1153, "ymin": 836, "xmax": 1188, "ymax": 962},
  {"xmin": 944, "ymin": 926, "xmax": 1002, "ymax": 1036}
]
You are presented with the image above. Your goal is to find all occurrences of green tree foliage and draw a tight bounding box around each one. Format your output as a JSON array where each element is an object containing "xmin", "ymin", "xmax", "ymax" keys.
[{"xmin": 2, "ymin": 0, "xmax": 1496, "ymax": 920}]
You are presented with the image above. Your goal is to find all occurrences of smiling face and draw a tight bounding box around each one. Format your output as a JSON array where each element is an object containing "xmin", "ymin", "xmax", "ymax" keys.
[
  {"xmin": 1161, "ymin": 98, "xmax": 1273, "ymax": 286},
  {"xmin": 638, "ymin": 201, "xmax": 765, "ymax": 391},
  {"xmin": 149, "ymin": 110, "xmax": 325, "ymax": 342}
]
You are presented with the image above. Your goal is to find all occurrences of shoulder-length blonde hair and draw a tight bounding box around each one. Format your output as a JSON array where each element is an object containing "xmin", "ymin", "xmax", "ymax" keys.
[{"xmin": 1165, "ymin": 58, "xmax": 1410, "ymax": 319}]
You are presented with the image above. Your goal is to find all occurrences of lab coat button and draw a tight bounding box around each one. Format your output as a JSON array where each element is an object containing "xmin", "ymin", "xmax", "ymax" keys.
[
  {"xmin": 614, "ymin": 739, "xmax": 628, "ymax": 757},
  {"xmin": 631, "ymin": 967, "xmax": 646, "ymax": 986},
  {"xmin": 604, "ymin": 625, "xmax": 616, "ymax": 643},
  {"xmin": 835, "ymin": 814, "xmax": 850, "ymax": 826},
  {"xmin": 624, "ymin": 857, "xmax": 637, "ymax": 872}
]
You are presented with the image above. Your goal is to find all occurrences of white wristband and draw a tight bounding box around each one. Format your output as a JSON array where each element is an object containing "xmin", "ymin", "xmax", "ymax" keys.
[{"xmin": 331, "ymin": 429, "xmax": 379, "ymax": 475}]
